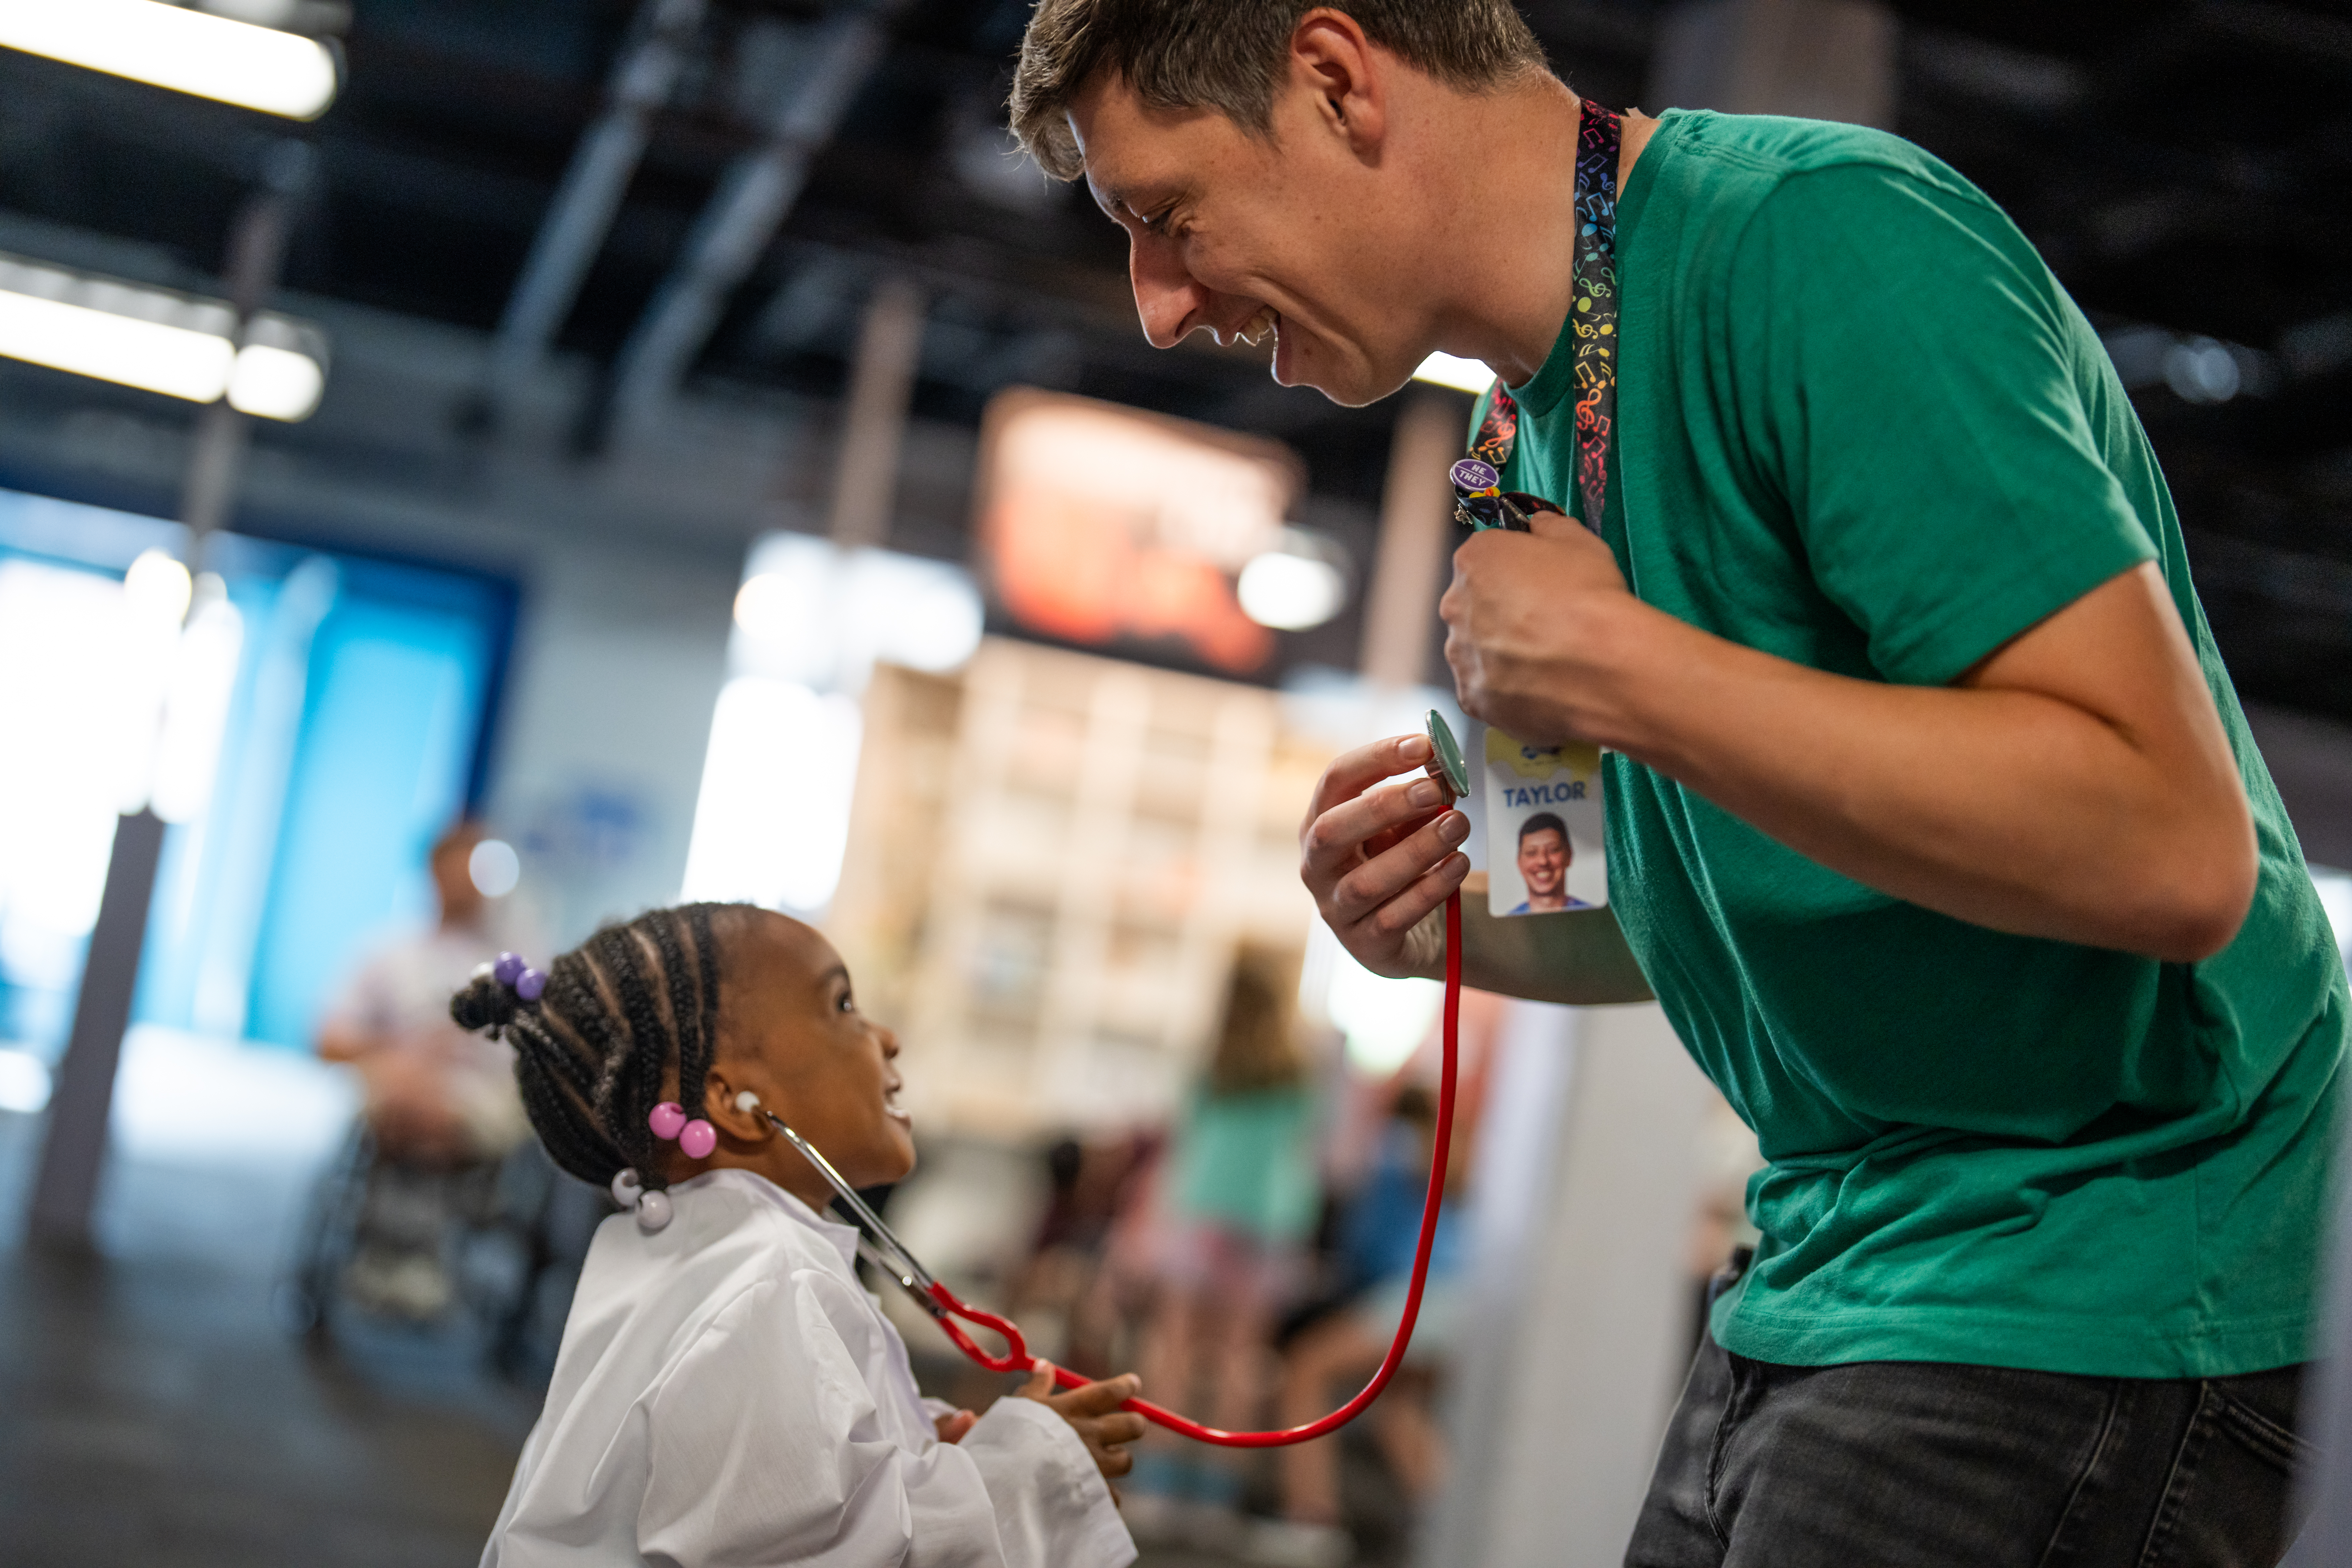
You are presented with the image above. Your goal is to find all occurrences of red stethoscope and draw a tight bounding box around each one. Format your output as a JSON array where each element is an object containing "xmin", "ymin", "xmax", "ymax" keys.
[{"xmin": 761, "ymin": 714, "xmax": 1469, "ymax": 1449}]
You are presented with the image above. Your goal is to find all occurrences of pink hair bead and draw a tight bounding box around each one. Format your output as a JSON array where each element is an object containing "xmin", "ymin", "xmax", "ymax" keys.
[
  {"xmin": 648, "ymin": 1101, "xmax": 687, "ymax": 1141},
  {"xmin": 678, "ymin": 1118, "xmax": 717, "ymax": 1160}
]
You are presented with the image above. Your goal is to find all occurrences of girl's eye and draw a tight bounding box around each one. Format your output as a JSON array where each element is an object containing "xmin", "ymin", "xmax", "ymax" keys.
[{"xmin": 836, "ymin": 989, "xmax": 855, "ymax": 1014}]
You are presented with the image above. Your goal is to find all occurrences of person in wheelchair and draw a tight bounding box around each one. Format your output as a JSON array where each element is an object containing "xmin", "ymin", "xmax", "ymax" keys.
[{"xmin": 313, "ymin": 820, "xmax": 536, "ymax": 1319}]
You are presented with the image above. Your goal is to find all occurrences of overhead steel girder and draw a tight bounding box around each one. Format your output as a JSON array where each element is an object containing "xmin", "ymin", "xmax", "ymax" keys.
[
  {"xmin": 609, "ymin": 0, "xmax": 905, "ymax": 429},
  {"xmin": 489, "ymin": 0, "xmax": 706, "ymax": 400}
]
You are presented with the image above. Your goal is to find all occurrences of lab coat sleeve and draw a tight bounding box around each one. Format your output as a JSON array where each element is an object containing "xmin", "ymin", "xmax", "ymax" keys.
[
  {"xmin": 635, "ymin": 1272, "xmax": 1131, "ymax": 1568},
  {"xmin": 954, "ymin": 1395, "xmax": 1135, "ymax": 1568}
]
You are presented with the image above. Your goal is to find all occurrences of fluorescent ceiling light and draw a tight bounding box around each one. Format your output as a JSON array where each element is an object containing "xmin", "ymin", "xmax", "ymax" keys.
[
  {"xmin": 0, "ymin": 251, "xmax": 329, "ymax": 420},
  {"xmin": 0, "ymin": 283, "xmax": 234, "ymax": 402},
  {"xmin": 0, "ymin": 0, "xmax": 339, "ymax": 119},
  {"xmin": 1238, "ymin": 549, "xmax": 1347, "ymax": 631},
  {"xmin": 1413, "ymin": 351, "xmax": 1497, "ymax": 395},
  {"xmin": 228, "ymin": 342, "xmax": 325, "ymax": 419}
]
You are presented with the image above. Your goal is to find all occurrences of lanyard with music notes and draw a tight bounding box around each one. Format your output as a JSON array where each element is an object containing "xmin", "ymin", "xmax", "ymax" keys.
[
  {"xmin": 1444, "ymin": 104, "xmax": 1625, "ymax": 919},
  {"xmin": 1450, "ymin": 101, "xmax": 1622, "ymax": 533}
]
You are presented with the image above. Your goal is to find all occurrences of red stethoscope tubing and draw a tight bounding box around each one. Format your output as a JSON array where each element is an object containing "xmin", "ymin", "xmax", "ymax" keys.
[{"xmin": 916, "ymin": 889, "xmax": 1463, "ymax": 1448}]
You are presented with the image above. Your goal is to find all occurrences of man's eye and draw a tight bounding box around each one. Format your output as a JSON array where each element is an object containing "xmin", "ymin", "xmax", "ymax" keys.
[{"xmin": 837, "ymin": 990, "xmax": 855, "ymax": 1013}]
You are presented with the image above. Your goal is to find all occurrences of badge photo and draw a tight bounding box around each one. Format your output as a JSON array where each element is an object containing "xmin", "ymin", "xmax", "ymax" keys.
[{"xmin": 1484, "ymin": 729, "xmax": 1606, "ymax": 917}]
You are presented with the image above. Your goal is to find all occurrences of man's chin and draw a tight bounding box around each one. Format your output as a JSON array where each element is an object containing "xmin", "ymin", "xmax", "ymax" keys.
[{"xmin": 1271, "ymin": 338, "xmax": 1411, "ymax": 409}]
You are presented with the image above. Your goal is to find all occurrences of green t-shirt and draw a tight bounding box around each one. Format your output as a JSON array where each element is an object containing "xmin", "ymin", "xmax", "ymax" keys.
[{"xmin": 1481, "ymin": 110, "xmax": 2348, "ymax": 1378}]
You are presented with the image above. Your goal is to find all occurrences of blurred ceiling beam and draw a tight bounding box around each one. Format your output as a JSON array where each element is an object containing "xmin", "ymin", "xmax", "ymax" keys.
[
  {"xmin": 1650, "ymin": 0, "xmax": 1898, "ymax": 128},
  {"xmin": 826, "ymin": 275, "xmax": 923, "ymax": 550},
  {"xmin": 609, "ymin": 0, "xmax": 905, "ymax": 434},
  {"xmin": 488, "ymin": 0, "xmax": 704, "ymax": 406}
]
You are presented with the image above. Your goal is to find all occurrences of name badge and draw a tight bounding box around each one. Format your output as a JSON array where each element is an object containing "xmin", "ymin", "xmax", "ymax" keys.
[{"xmin": 1484, "ymin": 729, "xmax": 1607, "ymax": 916}]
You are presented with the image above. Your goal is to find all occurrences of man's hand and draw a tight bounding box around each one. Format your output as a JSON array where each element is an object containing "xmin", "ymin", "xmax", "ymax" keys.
[
  {"xmin": 1300, "ymin": 735, "xmax": 1471, "ymax": 979},
  {"xmin": 933, "ymin": 1408, "xmax": 977, "ymax": 1444},
  {"xmin": 1441, "ymin": 507, "xmax": 1641, "ymax": 744},
  {"xmin": 1020, "ymin": 1364, "xmax": 1146, "ymax": 1480},
  {"xmin": 1443, "ymin": 510, "xmax": 2255, "ymax": 962}
]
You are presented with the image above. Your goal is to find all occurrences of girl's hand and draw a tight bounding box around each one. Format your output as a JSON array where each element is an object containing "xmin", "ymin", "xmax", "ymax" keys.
[
  {"xmin": 1018, "ymin": 1363, "xmax": 1146, "ymax": 1479},
  {"xmin": 933, "ymin": 1408, "xmax": 977, "ymax": 1444}
]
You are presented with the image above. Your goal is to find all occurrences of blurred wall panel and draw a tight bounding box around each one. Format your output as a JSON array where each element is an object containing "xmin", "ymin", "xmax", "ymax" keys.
[
  {"xmin": 831, "ymin": 640, "xmax": 1334, "ymax": 1138},
  {"xmin": 487, "ymin": 545, "xmax": 732, "ymax": 945}
]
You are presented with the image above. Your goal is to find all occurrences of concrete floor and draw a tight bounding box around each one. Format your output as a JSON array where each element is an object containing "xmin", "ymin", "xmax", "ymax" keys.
[{"xmin": 0, "ymin": 1103, "xmax": 539, "ymax": 1567}]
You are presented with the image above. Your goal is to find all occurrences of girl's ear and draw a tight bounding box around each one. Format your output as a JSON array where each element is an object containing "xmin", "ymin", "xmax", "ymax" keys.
[{"xmin": 705, "ymin": 1069, "xmax": 773, "ymax": 1145}]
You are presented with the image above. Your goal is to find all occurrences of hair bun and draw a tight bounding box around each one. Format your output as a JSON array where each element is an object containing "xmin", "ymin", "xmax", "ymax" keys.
[{"xmin": 450, "ymin": 971, "xmax": 521, "ymax": 1034}]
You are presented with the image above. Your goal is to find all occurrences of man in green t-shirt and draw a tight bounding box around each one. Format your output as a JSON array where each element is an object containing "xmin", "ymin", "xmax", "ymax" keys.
[{"xmin": 1012, "ymin": 3, "xmax": 2346, "ymax": 1563}]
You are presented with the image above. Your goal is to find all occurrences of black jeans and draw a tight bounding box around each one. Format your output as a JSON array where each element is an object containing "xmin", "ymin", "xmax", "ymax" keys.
[{"xmin": 1627, "ymin": 1329, "xmax": 2312, "ymax": 1567}]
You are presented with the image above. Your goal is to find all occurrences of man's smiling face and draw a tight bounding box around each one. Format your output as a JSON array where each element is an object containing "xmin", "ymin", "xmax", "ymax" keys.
[{"xmin": 1067, "ymin": 65, "xmax": 1423, "ymax": 408}]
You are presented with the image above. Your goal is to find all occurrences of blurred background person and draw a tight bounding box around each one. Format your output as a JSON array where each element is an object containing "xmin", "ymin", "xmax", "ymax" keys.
[
  {"xmin": 1005, "ymin": 1128, "xmax": 1162, "ymax": 1379},
  {"xmin": 313, "ymin": 820, "xmax": 537, "ymax": 1318},
  {"xmin": 1127, "ymin": 951, "xmax": 1323, "ymax": 1541},
  {"xmin": 1264, "ymin": 1084, "xmax": 1467, "ymax": 1568}
]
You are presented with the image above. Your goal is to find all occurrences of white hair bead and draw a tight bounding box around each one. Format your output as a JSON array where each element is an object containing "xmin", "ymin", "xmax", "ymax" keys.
[{"xmin": 635, "ymin": 1189, "xmax": 673, "ymax": 1233}]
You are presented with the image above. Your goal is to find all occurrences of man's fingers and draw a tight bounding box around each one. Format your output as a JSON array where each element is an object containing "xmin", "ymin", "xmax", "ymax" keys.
[
  {"xmin": 1098, "ymin": 1447, "xmax": 1135, "ymax": 1478},
  {"xmin": 1097, "ymin": 1412, "xmax": 1148, "ymax": 1446},
  {"xmin": 1326, "ymin": 808, "xmax": 1471, "ymax": 926},
  {"xmin": 1303, "ymin": 776, "xmax": 1456, "ymax": 885},
  {"xmin": 1390, "ymin": 853, "xmax": 1472, "ymax": 934},
  {"xmin": 1354, "ymin": 851, "xmax": 1471, "ymax": 952},
  {"xmin": 1304, "ymin": 734, "xmax": 1436, "ymax": 828},
  {"xmin": 1019, "ymin": 1362, "xmax": 1055, "ymax": 1400}
]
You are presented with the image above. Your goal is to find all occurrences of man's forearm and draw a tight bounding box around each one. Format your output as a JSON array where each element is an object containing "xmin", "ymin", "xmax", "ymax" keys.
[
  {"xmin": 1564, "ymin": 569, "xmax": 2254, "ymax": 962},
  {"xmin": 1414, "ymin": 873, "xmax": 1655, "ymax": 1004}
]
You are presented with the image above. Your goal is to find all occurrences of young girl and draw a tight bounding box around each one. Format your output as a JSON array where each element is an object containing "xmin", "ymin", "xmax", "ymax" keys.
[{"xmin": 451, "ymin": 902, "xmax": 1143, "ymax": 1567}]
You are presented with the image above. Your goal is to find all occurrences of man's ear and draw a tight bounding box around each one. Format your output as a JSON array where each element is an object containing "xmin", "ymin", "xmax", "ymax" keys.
[{"xmin": 1289, "ymin": 9, "xmax": 1386, "ymax": 155}]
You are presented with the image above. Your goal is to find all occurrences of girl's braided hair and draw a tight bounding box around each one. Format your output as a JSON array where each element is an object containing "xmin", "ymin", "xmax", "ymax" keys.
[{"xmin": 449, "ymin": 902, "xmax": 736, "ymax": 1190}]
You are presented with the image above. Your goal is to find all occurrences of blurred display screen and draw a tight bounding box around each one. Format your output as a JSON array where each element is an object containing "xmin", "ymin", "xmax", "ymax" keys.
[{"xmin": 975, "ymin": 389, "xmax": 1304, "ymax": 675}]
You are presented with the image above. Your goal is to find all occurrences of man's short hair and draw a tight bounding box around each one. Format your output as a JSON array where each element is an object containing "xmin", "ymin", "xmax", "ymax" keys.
[
  {"xmin": 1519, "ymin": 812, "xmax": 1567, "ymax": 843},
  {"xmin": 1011, "ymin": 0, "xmax": 1549, "ymax": 181}
]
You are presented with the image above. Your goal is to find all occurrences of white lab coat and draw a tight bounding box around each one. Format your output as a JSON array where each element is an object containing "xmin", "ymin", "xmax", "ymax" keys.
[{"xmin": 482, "ymin": 1169, "xmax": 1135, "ymax": 1568}]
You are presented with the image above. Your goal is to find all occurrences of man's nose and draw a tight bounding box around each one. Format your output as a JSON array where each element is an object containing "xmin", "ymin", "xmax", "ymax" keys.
[
  {"xmin": 878, "ymin": 1024, "xmax": 900, "ymax": 1059},
  {"xmin": 1129, "ymin": 238, "xmax": 1205, "ymax": 350}
]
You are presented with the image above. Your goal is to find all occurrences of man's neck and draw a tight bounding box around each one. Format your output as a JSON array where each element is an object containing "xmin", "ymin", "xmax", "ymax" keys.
[{"xmin": 1417, "ymin": 83, "xmax": 1660, "ymax": 388}]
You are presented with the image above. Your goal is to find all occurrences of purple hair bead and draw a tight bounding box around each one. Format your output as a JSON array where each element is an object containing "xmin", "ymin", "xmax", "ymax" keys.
[
  {"xmin": 516, "ymin": 967, "xmax": 547, "ymax": 1002},
  {"xmin": 678, "ymin": 1118, "xmax": 717, "ymax": 1160},
  {"xmin": 648, "ymin": 1101, "xmax": 687, "ymax": 1141},
  {"xmin": 493, "ymin": 952, "xmax": 526, "ymax": 986}
]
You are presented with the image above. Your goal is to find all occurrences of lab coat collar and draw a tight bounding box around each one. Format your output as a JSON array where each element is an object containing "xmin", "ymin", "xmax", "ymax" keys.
[{"xmin": 676, "ymin": 1167, "xmax": 862, "ymax": 1274}]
